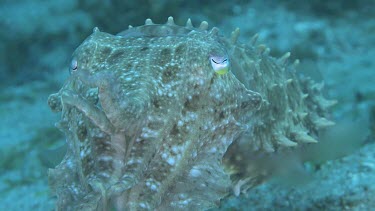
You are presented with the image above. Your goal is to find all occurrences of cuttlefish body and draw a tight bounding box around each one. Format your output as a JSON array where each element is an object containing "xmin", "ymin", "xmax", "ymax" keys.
[{"xmin": 47, "ymin": 17, "xmax": 335, "ymax": 210}]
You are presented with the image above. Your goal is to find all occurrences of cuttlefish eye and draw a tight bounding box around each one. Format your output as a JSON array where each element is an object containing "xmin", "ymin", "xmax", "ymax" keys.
[
  {"xmin": 210, "ymin": 56, "xmax": 229, "ymax": 75},
  {"xmin": 69, "ymin": 59, "xmax": 78, "ymax": 74}
]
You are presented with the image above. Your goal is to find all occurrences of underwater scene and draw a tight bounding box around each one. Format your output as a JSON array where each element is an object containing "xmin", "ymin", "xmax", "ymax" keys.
[{"xmin": 1, "ymin": 0, "xmax": 375, "ymax": 210}]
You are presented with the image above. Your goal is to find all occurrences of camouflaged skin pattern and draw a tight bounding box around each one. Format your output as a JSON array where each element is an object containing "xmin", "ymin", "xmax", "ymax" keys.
[{"xmin": 47, "ymin": 17, "xmax": 335, "ymax": 210}]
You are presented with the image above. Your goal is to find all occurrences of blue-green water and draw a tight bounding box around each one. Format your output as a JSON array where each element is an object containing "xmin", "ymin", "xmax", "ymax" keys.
[{"xmin": 0, "ymin": 0, "xmax": 374, "ymax": 210}]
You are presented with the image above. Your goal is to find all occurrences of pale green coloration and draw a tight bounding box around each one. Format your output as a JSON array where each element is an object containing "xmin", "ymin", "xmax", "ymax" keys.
[
  {"xmin": 47, "ymin": 17, "xmax": 334, "ymax": 210},
  {"xmin": 210, "ymin": 55, "xmax": 230, "ymax": 75}
]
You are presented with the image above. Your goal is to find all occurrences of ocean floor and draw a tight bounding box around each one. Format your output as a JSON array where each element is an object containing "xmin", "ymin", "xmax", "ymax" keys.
[{"xmin": 0, "ymin": 1, "xmax": 374, "ymax": 210}]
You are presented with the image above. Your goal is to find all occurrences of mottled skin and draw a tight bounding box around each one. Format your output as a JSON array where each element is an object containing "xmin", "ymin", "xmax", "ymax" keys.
[{"xmin": 48, "ymin": 17, "xmax": 334, "ymax": 210}]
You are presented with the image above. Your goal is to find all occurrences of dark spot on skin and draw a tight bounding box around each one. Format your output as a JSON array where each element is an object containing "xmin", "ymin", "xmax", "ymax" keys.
[
  {"xmin": 219, "ymin": 111, "xmax": 225, "ymax": 119},
  {"xmin": 355, "ymin": 91, "xmax": 364, "ymax": 103},
  {"xmin": 101, "ymin": 47, "xmax": 112, "ymax": 56},
  {"xmin": 140, "ymin": 46, "xmax": 149, "ymax": 51},
  {"xmin": 81, "ymin": 155, "xmax": 92, "ymax": 177},
  {"xmin": 170, "ymin": 124, "xmax": 179, "ymax": 135},
  {"xmin": 162, "ymin": 65, "xmax": 178, "ymax": 83},
  {"xmin": 77, "ymin": 124, "xmax": 87, "ymax": 142},
  {"xmin": 122, "ymin": 62, "xmax": 133, "ymax": 71},
  {"xmin": 183, "ymin": 95, "xmax": 201, "ymax": 111},
  {"xmin": 148, "ymin": 120, "xmax": 161, "ymax": 131},
  {"xmin": 213, "ymin": 109, "xmax": 225, "ymax": 121},
  {"xmin": 272, "ymin": 105, "xmax": 279, "ymax": 114},
  {"xmin": 240, "ymin": 101, "xmax": 249, "ymax": 109},
  {"xmin": 210, "ymin": 77, "xmax": 215, "ymax": 85},
  {"xmin": 240, "ymin": 94, "xmax": 262, "ymax": 110},
  {"xmin": 158, "ymin": 48, "xmax": 172, "ymax": 66},
  {"xmin": 174, "ymin": 43, "xmax": 186, "ymax": 55},
  {"xmin": 97, "ymin": 159, "xmax": 114, "ymax": 172},
  {"xmin": 91, "ymin": 64, "xmax": 99, "ymax": 71},
  {"xmin": 181, "ymin": 108, "xmax": 186, "ymax": 116},
  {"xmin": 152, "ymin": 99, "xmax": 161, "ymax": 108},
  {"xmin": 107, "ymin": 50, "xmax": 126, "ymax": 64}
]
